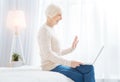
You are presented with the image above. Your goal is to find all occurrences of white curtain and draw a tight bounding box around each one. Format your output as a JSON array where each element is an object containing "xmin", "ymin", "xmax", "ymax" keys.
[{"xmin": 0, "ymin": 0, "xmax": 120, "ymax": 81}]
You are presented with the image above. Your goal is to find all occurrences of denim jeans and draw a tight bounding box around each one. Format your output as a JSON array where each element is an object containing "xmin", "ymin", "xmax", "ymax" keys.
[{"xmin": 51, "ymin": 65, "xmax": 95, "ymax": 82}]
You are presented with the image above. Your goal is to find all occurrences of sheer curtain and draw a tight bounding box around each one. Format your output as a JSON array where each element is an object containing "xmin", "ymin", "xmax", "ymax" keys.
[{"xmin": 0, "ymin": 0, "xmax": 120, "ymax": 82}]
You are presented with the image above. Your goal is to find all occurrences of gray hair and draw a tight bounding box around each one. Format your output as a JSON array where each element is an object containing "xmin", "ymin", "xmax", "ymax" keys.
[{"xmin": 45, "ymin": 4, "xmax": 61, "ymax": 18}]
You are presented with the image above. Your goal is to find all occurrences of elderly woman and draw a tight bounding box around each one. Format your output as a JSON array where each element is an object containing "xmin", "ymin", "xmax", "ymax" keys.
[{"xmin": 38, "ymin": 4, "xmax": 95, "ymax": 82}]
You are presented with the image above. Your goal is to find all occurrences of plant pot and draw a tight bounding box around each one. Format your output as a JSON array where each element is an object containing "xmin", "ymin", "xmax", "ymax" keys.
[{"xmin": 12, "ymin": 61, "xmax": 24, "ymax": 67}]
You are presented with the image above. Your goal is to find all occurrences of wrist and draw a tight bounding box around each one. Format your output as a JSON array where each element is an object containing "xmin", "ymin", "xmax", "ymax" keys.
[{"xmin": 71, "ymin": 46, "xmax": 75, "ymax": 51}]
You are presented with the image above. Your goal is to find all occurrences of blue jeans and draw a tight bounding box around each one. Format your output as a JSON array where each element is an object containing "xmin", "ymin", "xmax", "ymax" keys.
[{"xmin": 51, "ymin": 65, "xmax": 95, "ymax": 82}]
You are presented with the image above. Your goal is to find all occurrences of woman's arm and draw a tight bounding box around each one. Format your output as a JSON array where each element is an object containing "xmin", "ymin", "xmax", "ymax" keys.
[
  {"xmin": 38, "ymin": 30, "xmax": 71, "ymax": 67},
  {"xmin": 60, "ymin": 47, "xmax": 75, "ymax": 55},
  {"xmin": 60, "ymin": 36, "xmax": 79, "ymax": 55}
]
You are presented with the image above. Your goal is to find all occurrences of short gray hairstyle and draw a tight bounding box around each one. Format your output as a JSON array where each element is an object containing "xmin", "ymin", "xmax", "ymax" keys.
[{"xmin": 45, "ymin": 4, "xmax": 61, "ymax": 18}]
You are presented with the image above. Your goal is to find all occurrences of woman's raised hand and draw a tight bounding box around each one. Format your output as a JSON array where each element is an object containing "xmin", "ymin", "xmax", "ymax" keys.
[{"xmin": 72, "ymin": 36, "xmax": 79, "ymax": 49}]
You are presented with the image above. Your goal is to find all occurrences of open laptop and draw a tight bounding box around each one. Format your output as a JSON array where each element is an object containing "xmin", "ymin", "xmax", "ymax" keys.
[{"xmin": 86, "ymin": 46, "xmax": 104, "ymax": 65}]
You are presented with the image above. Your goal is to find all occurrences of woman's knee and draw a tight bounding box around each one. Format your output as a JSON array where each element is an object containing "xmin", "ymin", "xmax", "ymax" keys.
[
  {"xmin": 84, "ymin": 65, "xmax": 94, "ymax": 72},
  {"xmin": 87, "ymin": 65, "xmax": 94, "ymax": 70}
]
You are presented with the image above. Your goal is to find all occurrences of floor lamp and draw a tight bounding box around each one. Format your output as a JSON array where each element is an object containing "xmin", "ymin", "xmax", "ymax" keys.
[{"xmin": 6, "ymin": 10, "xmax": 26, "ymax": 67}]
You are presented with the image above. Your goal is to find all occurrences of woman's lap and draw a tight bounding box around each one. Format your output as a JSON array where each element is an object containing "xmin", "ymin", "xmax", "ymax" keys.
[
  {"xmin": 51, "ymin": 65, "xmax": 83, "ymax": 82},
  {"xmin": 51, "ymin": 65, "xmax": 95, "ymax": 82}
]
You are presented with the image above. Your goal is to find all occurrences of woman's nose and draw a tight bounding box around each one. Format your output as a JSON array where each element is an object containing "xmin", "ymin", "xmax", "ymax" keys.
[{"xmin": 60, "ymin": 16, "xmax": 62, "ymax": 20}]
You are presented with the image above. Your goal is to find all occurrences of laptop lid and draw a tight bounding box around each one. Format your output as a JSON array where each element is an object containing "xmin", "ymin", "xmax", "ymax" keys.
[{"xmin": 92, "ymin": 46, "xmax": 104, "ymax": 65}]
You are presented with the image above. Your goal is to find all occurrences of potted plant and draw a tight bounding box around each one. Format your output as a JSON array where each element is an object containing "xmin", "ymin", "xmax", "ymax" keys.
[
  {"xmin": 12, "ymin": 52, "xmax": 22, "ymax": 61},
  {"xmin": 11, "ymin": 52, "xmax": 23, "ymax": 67}
]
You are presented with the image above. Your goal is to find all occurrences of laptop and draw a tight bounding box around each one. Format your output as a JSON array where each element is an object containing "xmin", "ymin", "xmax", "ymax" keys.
[{"xmin": 86, "ymin": 46, "xmax": 104, "ymax": 65}]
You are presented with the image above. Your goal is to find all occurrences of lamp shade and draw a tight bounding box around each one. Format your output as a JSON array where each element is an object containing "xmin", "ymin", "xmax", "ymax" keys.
[{"xmin": 6, "ymin": 10, "xmax": 26, "ymax": 33}]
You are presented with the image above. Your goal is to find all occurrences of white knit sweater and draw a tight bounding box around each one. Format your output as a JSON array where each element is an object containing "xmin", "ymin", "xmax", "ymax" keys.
[{"xmin": 38, "ymin": 24, "xmax": 74, "ymax": 71}]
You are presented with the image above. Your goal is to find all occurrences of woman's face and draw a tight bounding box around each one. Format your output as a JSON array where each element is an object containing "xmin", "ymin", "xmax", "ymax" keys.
[{"xmin": 51, "ymin": 13, "xmax": 62, "ymax": 25}]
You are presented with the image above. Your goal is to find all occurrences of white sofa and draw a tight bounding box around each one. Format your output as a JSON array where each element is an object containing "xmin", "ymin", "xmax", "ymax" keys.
[{"xmin": 0, "ymin": 65, "xmax": 74, "ymax": 82}]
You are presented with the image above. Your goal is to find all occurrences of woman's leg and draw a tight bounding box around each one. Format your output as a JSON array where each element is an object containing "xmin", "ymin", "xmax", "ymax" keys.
[
  {"xmin": 51, "ymin": 65, "xmax": 83, "ymax": 82},
  {"xmin": 75, "ymin": 65, "xmax": 95, "ymax": 82}
]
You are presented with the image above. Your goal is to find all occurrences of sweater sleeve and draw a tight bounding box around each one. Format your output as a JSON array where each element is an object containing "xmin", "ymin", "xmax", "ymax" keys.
[
  {"xmin": 60, "ymin": 47, "xmax": 75, "ymax": 56},
  {"xmin": 38, "ymin": 30, "xmax": 71, "ymax": 67}
]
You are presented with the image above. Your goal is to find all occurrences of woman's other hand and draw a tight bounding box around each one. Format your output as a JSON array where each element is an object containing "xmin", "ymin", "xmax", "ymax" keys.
[{"xmin": 71, "ymin": 60, "xmax": 83, "ymax": 68}]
